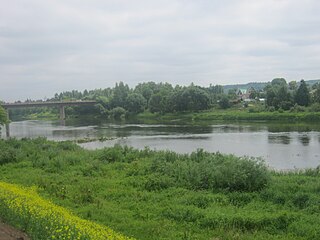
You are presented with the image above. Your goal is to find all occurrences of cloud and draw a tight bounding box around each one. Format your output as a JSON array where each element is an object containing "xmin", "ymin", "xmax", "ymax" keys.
[{"xmin": 0, "ymin": 0, "xmax": 320, "ymax": 101}]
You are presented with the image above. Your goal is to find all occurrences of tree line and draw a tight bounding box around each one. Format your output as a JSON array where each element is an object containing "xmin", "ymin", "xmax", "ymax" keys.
[
  {"xmin": 2, "ymin": 78, "xmax": 320, "ymax": 120},
  {"xmin": 51, "ymin": 82, "xmax": 224, "ymax": 119},
  {"xmin": 264, "ymin": 78, "xmax": 320, "ymax": 111}
]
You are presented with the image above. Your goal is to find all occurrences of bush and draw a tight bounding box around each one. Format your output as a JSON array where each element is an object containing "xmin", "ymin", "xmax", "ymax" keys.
[
  {"xmin": 218, "ymin": 96, "xmax": 230, "ymax": 109},
  {"xmin": 150, "ymin": 151, "xmax": 270, "ymax": 192},
  {"xmin": 0, "ymin": 148, "xmax": 17, "ymax": 165},
  {"xmin": 144, "ymin": 174, "xmax": 173, "ymax": 191},
  {"xmin": 110, "ymin": 107, "xmax": 126, "ymax": 119},
  {"xmin": 309, "ymin": 103, "xmax": 320, "ymax": 112},
  {"xmin": 290, "ymin": 104, "xmax": 306, "ymax": 112}
]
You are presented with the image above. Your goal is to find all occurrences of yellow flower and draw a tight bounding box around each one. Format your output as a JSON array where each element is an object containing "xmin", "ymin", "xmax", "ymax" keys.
[{"xmin": 0, "ymin": 181, "xmax": 134, "ymax": 240}]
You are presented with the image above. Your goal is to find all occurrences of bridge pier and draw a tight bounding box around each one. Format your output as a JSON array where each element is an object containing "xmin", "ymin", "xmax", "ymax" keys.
[
  {"xmin": 5, "ymin": 123, "xmax": 10, "ymax": 138},
  {"xmin": 5, "ymin": 109, "xmax": 10, "ymax": 138},
  {"xmin": 59, "ymin": 105, "xmax": 65, "ymax": 120}
]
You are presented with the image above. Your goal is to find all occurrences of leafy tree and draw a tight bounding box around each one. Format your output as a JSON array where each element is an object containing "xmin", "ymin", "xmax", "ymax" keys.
[
  {"xmin": 149, "ymin": 94, "xmax": 162, "ymax": 113},
  {"xmin": 289, "ymin": 81, "xmax": 297, "ymax": 91},
  {"xmin": 110, "ymin": 107, "xmax": 126, "ymax": 120},
  {"xmin": 126, "ymin": 93, "xmax": 147, "ymax": 114},
  {"xmin": 295, "ymin": 80, "xmax": 310, "ymax": 106},
  {"xmin": 219, "ymin": 96, "xmax": 230, "ymax": 109},
  {"xmin": 148, "ymin": 93, "xmax": 172, "ymax": 113},
  {"xmin": 0, "ymin": 106, "xmax": 8, "ymax": 134},
  {"xmin": 311, "ymin": 83, "xmax": 320, "ymax": 103},
  {"xmin": 0, "ymin": 106, "xmax": 7, "ymax": 125},
  {"xmin": 110, "ymin": 82, "xmax": 130, "ymax": 109},
  {"xmin": 134, "ymin": 82, "xmax": 156, "ymax": 107},
  {"xmin": 265, "ymin": 80, "xmax": 293, "ymax": 110},
  {"xmin": 271, "ymin": 78, "xmax": 287, "ymax": 86},
  {"xmin": 173, "ymin": 86, "xmax": 210, "ymax": 112}
]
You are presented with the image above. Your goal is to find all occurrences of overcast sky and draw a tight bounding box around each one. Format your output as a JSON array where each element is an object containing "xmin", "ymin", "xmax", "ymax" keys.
[{"xmin": 1, "ymin": 0, "xmax": 320, "ymax": 101}]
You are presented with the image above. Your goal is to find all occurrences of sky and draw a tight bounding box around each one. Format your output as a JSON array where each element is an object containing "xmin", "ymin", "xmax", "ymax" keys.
[{"xmin": 1, "ymin": 0, "xmax": 320, "ymax": 102}]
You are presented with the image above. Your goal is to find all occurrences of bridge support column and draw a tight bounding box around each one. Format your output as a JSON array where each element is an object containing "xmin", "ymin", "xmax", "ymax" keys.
[
  {"xmin": 59, "ymin": 105, "xmax": 65, "ymax": 120},
  {"xmin": 5, "ymin": 109, "xmax": 10, "ymax": 138},
  {"xmin": 5, "ymin": 123, "xmax": 10, "ymax": 138}
]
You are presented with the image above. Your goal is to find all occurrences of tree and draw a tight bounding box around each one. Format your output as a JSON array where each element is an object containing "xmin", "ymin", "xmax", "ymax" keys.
[
  {"xmin": 265, "ymin": 81, "xmax": 293, "ymax": 110},
  {"xmin": 219, "ymin": 96, "xmax": 230, "ymax": 109},
  {"xmin": 149, "ymin": 94, "xmax": 162, "ymax": 113},
  {"xmin": 126, "ymin": 93, "xmax": 147, "ymax": 114},
  {"xmin": 110, "ymin": 82, "xmax": 130, "ymax": 109},
  {"xmin": 134, "ymin": 82, "xmax": 156, "ymax": 107},
  {"xmin": 311, "ymin": 83, "xmax": 320, "ymax": 103},
  {"xmin": 0, "ymin": 106, "xmax": 8, "ymax": 131},
  {"xmin": 173, "ymin": 86, "xmax": 210, "ymax": 112},
  {"xmin": 295, "ymin": 80, "xmax": 310, "ymax": 106},
  {"xmin": 271, "ymin": 78, "xmax": 287, "ymax": 86},
  {"xmin": 110, "ymin": 107, "xmax": 126, "ymax": 120},
  {"xmin": 289, "ymin": 81, "xmax": 297, "ymax": 91}
]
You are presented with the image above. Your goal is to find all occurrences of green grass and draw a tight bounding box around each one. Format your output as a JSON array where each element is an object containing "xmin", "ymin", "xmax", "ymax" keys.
[
  {"xmin": 0, "ymin": 138, "xmax": 320, "ymax": 239},
  {"xmin": 136, "ymin": 109, "xmax": 320, "ymax": 123}
]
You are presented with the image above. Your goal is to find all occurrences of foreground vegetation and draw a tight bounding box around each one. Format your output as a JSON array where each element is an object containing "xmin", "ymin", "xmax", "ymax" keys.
[
  {"xmin": 1, "ymin": 138, "xmax": 320, "ymax": 239},
  {"xmin": 0, "ymin": 181, "xmax": 133, "ymax": 240}
]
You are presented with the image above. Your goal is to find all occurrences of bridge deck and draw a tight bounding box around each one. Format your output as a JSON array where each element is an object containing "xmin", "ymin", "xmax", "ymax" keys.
[{"xmin": 1, "ymin": 100, "xmax": 97, "ymax": 108}]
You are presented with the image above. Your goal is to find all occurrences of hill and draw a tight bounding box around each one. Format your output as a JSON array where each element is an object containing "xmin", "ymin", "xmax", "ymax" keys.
[{"xmin": 223, "ymin": 79, "xmax": 320, "ymax": 92}]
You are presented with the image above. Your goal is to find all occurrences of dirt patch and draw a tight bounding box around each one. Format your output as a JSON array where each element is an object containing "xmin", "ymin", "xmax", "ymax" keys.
[{"xmin": 0, "ymin": 221, "xmax": 30, "ymax": 240}]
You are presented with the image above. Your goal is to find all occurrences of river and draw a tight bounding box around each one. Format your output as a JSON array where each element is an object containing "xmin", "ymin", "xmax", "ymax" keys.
[{"xmin": 1, "ymin": 119, "xmax": 320, "ymax": 170}]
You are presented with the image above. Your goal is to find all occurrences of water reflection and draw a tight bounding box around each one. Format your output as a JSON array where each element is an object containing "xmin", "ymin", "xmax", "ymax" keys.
[
  {"xmin": 298, "ymin": 134, "xmax": 310, "ymax": 146},
  {"xmin": 268, "ymin": 134, "xmax": 291, "ymax": 144}
]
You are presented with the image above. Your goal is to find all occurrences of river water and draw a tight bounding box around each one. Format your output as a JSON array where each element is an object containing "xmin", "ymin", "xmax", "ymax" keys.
[{"xmin": 1, "ymin": 119, "xmax": 320, "ymax": 170}]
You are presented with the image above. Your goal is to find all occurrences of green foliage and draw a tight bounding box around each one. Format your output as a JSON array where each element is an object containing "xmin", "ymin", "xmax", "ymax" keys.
[
  {"xmin": 1, "ymin": 138, "xmax": 320, "ymax": 239},
  {"xmin": 150, "ymin": 150, "xmax": 270, "ymax": 192},
  {"xmin": 110, "ymin": 107, "xmax": 126, "ymax": 119},
  {"xmin": 312, "ymin": 83, "xmax": 320, "ymax": 103},
  {"xmin": 172, "ymin": 86, "xmax": 210, "ymax": 112},
  {"xmin": 295, "ymin": 80, "xmax": 310, "ymax": 106},
  {"xmin": 110, "ymin": 82, "xmax": 130, "ymax": 109},
  {"xmin": 0, "ymin": 106, "xmax": 8, "ymax": 126},
  {"xmin": 265, "ymin": 81, "xmax": 293, "ymax": 110},
  {"xmin": 309, "ymin": 103, "xmax": 320, "ymax": 112},
  {"xmin": 126, "ymin": 93, "xmax": 147, "ymax": 114},
  {"xmin": 219, "ymin": 96, "xmax": 230, "ymax": 109}
]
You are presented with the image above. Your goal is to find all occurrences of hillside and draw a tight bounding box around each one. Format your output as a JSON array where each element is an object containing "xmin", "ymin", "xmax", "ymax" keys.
[{"xmin": 223, "ymin": 79, "xmax": 320, "ymax": 92}]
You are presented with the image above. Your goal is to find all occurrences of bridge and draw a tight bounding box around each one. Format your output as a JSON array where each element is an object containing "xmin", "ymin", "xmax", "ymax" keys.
[{"xmin": 1, "ymin": 100, "xmax": 97, "ymax": 137}]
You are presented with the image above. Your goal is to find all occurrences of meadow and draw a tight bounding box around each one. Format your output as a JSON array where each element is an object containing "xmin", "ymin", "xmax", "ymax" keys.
[{"xmin": 0, "ymin": 138, "xmax": 320, "ymax": 239}]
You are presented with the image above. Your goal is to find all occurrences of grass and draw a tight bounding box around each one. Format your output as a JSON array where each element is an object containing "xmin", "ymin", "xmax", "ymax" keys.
[
  {"xmin": 0, "ymin": 138, "xmax": 320, "ymax": 239},
  {"xmin": 136, "ymin": 108, "xmax": 320, "ymax": 123}
]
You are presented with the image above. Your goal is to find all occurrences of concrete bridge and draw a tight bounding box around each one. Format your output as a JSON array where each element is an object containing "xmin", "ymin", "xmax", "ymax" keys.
[{"xmin": 1, "ymin": 100, "xmax": 97, "ymax": 137}]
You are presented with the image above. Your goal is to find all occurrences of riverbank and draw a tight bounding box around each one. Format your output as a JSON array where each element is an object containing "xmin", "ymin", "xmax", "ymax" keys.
[
  {"xmin": 136, "ymin": 109, "xmax": 320, "ymax": 123},
  {"xmin": 1, "ymin": 138, "xmax": 320, "ymax": 239},
  {"xmin": 8, "ymin": 107, "xmax": 320, "ymax": 124}
]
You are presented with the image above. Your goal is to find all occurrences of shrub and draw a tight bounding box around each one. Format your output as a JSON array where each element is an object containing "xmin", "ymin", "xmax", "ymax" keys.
[
  {"xmin": 290, "ymin": 104, "xmax": 306, "ymax": 112},
  {"xmin": 0, "ymin": 148, "xmax": 17, "ymax": 165},
  {"xmin": 292, "ymin": 193, "xmax": 310, "ymax": 209},
  {"xmin": 150, "ymin": 151, "xmax": 270, "ymax": 192},
  {"xmin": 309, "ymin": 103, "xmax": 320, "ymax": 112},
  {"xmin": 110, "ymin": 107, "xmax": 126, "ymax": 119},
  {"xmin": 144, "ymin": 174, "xmax": 173, "ymax": 191}
]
